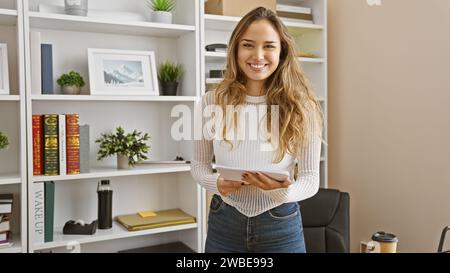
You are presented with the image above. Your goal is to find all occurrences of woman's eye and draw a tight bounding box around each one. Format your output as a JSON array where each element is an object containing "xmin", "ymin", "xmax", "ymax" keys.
[
  {"xmin": 243, "ymin": 43, "xmax": 252, "ymax": 48},
  {"xmin": 265, "ymin": 45, "xmax": 276, "ymax": 49}
]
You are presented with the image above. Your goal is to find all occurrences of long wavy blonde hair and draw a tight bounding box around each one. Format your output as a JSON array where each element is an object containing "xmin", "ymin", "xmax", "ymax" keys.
[{"xmin": 215, "ymin": 7, "xmax": 324, "ymax": 163}]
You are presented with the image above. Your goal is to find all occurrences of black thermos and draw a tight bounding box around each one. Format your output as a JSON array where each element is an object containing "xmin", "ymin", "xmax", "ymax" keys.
[{"xmin": 97, "ymin": 179, "xmax": 113, "ymax": 229}]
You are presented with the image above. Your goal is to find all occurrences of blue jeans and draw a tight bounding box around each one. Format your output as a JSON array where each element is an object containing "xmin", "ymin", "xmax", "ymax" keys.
[{"xmin": 205, "ymin": 194, "xmax": 306, "ymax": 253}]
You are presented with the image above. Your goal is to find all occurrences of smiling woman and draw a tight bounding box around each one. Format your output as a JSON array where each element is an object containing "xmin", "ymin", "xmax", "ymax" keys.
[
  {"xmin": 237, "ymin": 20, "xmax": 281, "ymax": 92},
  {"xmin": 191, "ymin": 7, "xmax": 325, "ymax": 253}
]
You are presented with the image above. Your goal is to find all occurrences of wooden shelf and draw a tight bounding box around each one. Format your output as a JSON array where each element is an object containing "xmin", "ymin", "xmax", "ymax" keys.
[
  {"xmin": 32, "ymin": 164, "xmax": 191, "ymax": 182},
  {"xmin": 0, "ymin": 95, "xmax": 20, "ymax": 101},
  {"xmin": 204, "ymin": 14, "xmax": 323, "ymax": 34},
  {"xmin": 0, "ymin": 173, "xmax": 21, "ymax": 185},
  {"xmin": 33, "ymin": 222, "xmax": 198, "ymax": 251},
  {"xmin": 31, "ymin": 94, "xmax": 197, "ymax": 102},
  {"xmin": 0, "ymin": 9, "xmax": 18, "ymax": 26},
  {"xmin": 28, "ymin": 12, "xmax": 196, "ymax": 37}
]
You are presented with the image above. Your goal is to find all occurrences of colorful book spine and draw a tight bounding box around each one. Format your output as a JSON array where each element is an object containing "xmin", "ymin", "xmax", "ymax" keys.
[
  {"xmin": 66, "ymin": 114, "xmax": 80, "ymax": 175},
  {"xmin": 41, "ymin": 43, "xmax": 53, "ymax": 94},
  {"xmin": 44, "ymin": 114, "xmax": 59, "ymax": 176},
  {"xmin": 32, "ymin": 115, "xmax": 44, "ymax": 175},
  {"xmin": 44, "ymin": 181, "xmax": 54, "ymax": 243},
  {"xmin": 58, "ymin": 115, "xmax": 66, "ymax": 176}
]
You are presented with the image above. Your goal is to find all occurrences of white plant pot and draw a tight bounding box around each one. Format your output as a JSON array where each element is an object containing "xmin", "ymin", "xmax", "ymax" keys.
[
  {"xmin": 151, "ymin": 11, "xmax": 172, "ymax": 24},
  {"xmin": 117, "ymin": 154, "xmax": 131, "ymax": 170},
  {"xmin": 62, "ymin": 85, "xmax": 81, "ymax": 95}
]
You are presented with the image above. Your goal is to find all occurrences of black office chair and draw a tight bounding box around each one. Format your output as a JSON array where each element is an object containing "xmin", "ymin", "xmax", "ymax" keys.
[{"xmin": 299, "ymin": 188, "xmax": 350, "ymax": 253}]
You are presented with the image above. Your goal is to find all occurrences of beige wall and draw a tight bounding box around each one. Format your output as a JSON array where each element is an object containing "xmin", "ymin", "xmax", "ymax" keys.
[{"xmin": 328, "ymin": 0, "xmax": 450, "ymax": 252}]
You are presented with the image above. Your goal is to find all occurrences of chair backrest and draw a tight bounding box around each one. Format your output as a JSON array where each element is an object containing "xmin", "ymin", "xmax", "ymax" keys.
[{"xmin": 299, "ymin": 188, "xmax": 350, "ymax": 253}]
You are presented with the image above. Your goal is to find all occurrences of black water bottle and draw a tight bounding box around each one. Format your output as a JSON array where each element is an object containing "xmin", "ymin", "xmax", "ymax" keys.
[{"xmin": 97, "ymin": 179, "xmax": 113, "ymax": 229}]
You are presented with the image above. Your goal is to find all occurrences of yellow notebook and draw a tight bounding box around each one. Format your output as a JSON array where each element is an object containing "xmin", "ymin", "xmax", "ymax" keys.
[{"xmin": 116, "ymin": 209, "xmax": 196, "ymax": 231}]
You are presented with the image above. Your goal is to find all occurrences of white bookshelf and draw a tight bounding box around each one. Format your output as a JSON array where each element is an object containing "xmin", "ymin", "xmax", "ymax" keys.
[
  {"xmin": 28, "ymin": 11, "xmax": 196, "ymax": 37},
  {"xmin": 0, "ymin": 95, "xmax": 20, "ymax": 101},
  {"xmin": 0, "ymin": 173, "xmax": 21, "ymax": 185},
  {"xmin": 0, "ymin": 8, "xmax": 18, "ymax": 26},
  {"xmin": 34, "ymin": 222, "xmax": 198, "ymax": 251},
  {"xmin": 31, "ymin": 94, "xmax": 198, "ymax": 102},
  {"xmin": 0, "ymin": 0, "xmax": 27, "ymax": 253},
  {"xmin": 200, "ymin": 0, "xmax": 328, "ymax": 249},
  {"xmin": 32, "ymin": 164, "xmax": 191, "ymax": 182},
  {"xmin": 23, "ymin": 0, "xmax": 201, "ymax": 253}
]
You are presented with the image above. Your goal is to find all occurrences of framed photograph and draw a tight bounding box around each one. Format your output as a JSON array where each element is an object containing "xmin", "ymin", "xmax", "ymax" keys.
[
  {"xmin": 0, "ymin": 43, "xmax": 10, "ymax": 95},
  {"xmin": 88, "ymin": 48, "xmax": 159, "ymax": 96}
]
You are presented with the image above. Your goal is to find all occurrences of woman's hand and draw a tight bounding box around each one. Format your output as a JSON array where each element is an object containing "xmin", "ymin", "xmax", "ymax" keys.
[
  {"xmin": 241, "ymin": 172, "xmax": 292, "ymax": 190},
  {"xmin": 217, "ymin": 175, "xmax": 244, "ymax": 197}
]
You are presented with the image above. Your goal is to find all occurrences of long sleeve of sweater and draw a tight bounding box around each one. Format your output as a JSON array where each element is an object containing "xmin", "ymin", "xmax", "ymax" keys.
[
  {"xmin": 190, "ymin": 94, "xmax": 220, "ymax": 195},
  {"xmin": 261, "ymin": 106, "xmax": 322, "ymax": 203}
]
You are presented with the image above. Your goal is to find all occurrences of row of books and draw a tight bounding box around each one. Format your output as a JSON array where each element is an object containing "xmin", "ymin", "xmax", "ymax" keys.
[
  {"xmin": 32, "ymin": 114, "xmax": 90, "ymax": 176},
  {"xmin": 30, "ymin": 32, "xmax": 54, "ymax": 95},
  {"xmin": 0, "ymin": 194, "xmax": 13, "ymax": 248},
  {"xmin": 33, "ymin": 181, "xmax": 54, "ymax": 243}
]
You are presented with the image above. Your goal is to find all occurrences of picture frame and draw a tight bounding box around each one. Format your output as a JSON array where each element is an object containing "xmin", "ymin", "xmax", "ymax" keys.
[
  {"xmin": 87, "ymin": 48, "xmax": 159, "ymax": 96},
  {"xmin": 0, "ymin": 43, "xmax": 10, "ymax": 95}
]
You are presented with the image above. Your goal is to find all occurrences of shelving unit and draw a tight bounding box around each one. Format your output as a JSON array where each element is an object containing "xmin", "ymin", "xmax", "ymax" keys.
[
  {"xmin": 30, "ymin": 94, "xmax": 198, "ymax": 102},
  {"xmin": 0, "ymin": 0, "xmax": 27, "ymax": 253},
  {"xmin": 200, "ymin": 0, "xmax": 328, "ymax": 249},
  {"xmin": 23, "ymin": 0, "xmax": 202, "ymax": 253},
  {"xmin": 0, "ymin": 8, "xmax": 18, "ymax": 26},
  {"xmin": 28, "ymin": 11, "xmax": 196, "ymax": 37},
  {"xmin": 0, "ymin": 173, "xmax": 21, "ymax": 185},
  {"xmin": 32, "ymin": 164, "xmax": 191, "ymax": 182},
  {"xmin": 34, "ymin": 222, "xmax": 198, "ymax": 251},
  {"xmin": 0, "ymin": 95, "xmax": 20, "ymax": 101}
]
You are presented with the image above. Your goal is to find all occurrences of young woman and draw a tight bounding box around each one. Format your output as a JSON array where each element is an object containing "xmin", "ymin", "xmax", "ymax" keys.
[{"xmin": 191, "ymin": 7, "xmax": 324, "ymax": 253}]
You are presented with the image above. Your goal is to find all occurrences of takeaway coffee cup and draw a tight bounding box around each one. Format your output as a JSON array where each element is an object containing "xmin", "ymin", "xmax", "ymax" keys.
[{"xmin": 362, "ymin": 231, "xmax": 398, "ymax": 253}]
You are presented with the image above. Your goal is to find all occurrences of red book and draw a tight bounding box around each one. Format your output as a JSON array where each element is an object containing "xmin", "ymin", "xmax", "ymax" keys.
[
  {"xmin": 32, "ymin": 115, "xmax": 44, "ymax": 175},
  {"xmin": 66, "ymin": 114, "xmax": 80, "ymax": 175}
]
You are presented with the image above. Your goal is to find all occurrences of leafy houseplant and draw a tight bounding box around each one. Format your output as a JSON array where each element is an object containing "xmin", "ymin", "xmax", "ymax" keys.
[
  {"xmin": 147, "ymin": 0, "xmax": 175, "ymax": 24},
  {"xmin": 95, "ymin": 127, "xmax": 150, "ymax": 169},
  {"xmin": 57, "ymin": 71, "xmax": 86, "ymax": 95},
  {"xmin": 0, "ymin": 132, "xmax": 8, "ymax": 150},
  {"xmin": 158, "ymin": 61, "xmax": 183, "ymax": 96}
]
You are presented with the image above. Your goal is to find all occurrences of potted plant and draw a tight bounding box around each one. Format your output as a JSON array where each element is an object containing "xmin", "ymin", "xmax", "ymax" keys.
[
  {"xmin": 147, "ymin": 0, "xmax": 175, "ymax": 24},
  {"xmin": 95, "ymin": 127, "xmax": 150, "ymax": 169},
  {"xmin": 158, "ymin": 61, "xmax": 183, "ymax": 96},
  {"xmin": 0, "ymin": 132, "xmax": 8, "ymax": 151},
  {"xmin": 57, "ymin": 71, "xmax": 86, "ymax": 95}
]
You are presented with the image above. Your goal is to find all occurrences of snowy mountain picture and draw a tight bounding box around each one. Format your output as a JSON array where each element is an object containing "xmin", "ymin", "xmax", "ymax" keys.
[{"xmin": 103, "ymin": 60, "xmax": 144, "ymax": 87}]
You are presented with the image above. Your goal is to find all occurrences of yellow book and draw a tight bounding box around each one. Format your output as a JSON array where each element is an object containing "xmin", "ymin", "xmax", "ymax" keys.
[{"xmin": 116, "ymin": 209, "xmax": 196, "ymax": 231}]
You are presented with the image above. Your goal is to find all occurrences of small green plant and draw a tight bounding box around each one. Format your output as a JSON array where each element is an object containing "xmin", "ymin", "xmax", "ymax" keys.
[
  {"xmin": 147, "ymin": 0, "xmax": 175, "ymax": 12},
  {"xmin": 57, "ymin": 71, "xmax": 86, "ymax": 87},
  {"xmin": 158, "ymin": 61, "xmax": 183, "ymax": 83},
  {"xmin": 95, "ymin": 127, "xmax": 150, "ymax": 166},
  {"xmin": 0, "ymin": 132, "xmax": 9, "ymax": 150}
]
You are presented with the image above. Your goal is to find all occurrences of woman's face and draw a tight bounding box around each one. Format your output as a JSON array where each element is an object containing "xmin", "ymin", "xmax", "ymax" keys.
[{"xmin": 237, "ymin": 19, "xmax": 281, "ymax": 84}]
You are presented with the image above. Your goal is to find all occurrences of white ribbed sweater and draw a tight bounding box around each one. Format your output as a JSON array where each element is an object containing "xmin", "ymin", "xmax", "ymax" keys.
[{"xmin": 191, "ymin": 91, "xmax": 321, "ymax": 217}]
